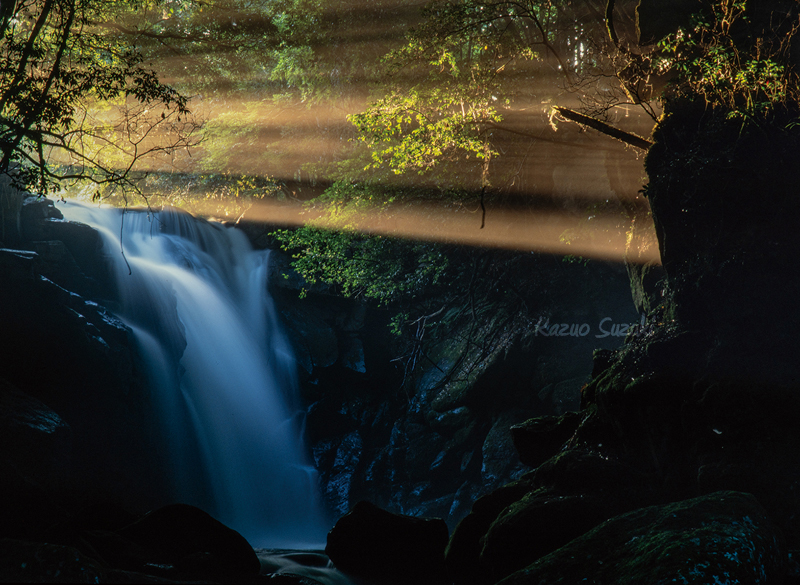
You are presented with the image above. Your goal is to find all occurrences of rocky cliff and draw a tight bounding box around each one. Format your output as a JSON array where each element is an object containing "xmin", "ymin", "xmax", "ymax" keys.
[
  {"xmin": 243, "ymin": 218, "xmax": 639, "ymax": 531},
  {"xmin": 438, "ymin": 100, "xmax": 800, "ymax": 584}
]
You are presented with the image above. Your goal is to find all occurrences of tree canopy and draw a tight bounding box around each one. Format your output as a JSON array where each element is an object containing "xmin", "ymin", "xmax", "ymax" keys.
[
  {"xmin": 6, "ymin": 0, "xmax": 799, "ymax": 319},
  {"xmin": 0, "ymin": 0, "xmax": 198, "ymax": 196},
  {"xmin": 6, "ymin": 1, "xmax": 799, "ymax": 195}
]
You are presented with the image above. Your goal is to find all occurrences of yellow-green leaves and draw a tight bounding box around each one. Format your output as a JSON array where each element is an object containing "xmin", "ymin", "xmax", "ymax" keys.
[
  {"xmin": 349, "ymin": 79, "xmax": 499, "ymax": 177},
  {"xmin": 657, "ymin": 0, "xmax": 799, "ymax": 120}
]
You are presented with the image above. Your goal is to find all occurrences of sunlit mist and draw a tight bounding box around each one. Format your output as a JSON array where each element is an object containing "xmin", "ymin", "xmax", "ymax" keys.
[
  {"xmin": 64, "ymin": 0, "xmax": 662, "ymax": 263},
  {"xmin": 230, "ymin": 197, "xmax": 660, "ymax": 264}
]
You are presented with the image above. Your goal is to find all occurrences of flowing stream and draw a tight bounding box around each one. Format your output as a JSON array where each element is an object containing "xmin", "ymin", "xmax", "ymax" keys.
[{"xmin": 61, "ymin": 201, "xmax": 327, "ymax": 548}]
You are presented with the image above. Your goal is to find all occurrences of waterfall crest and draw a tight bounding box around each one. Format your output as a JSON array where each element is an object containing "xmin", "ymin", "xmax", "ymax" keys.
[{"xmin": 61, "ymin": 201, "xmax": 326, "ymax": 548}]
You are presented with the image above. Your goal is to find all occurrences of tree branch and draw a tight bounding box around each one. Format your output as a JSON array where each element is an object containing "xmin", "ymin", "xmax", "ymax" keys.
[
  {"xmin": 97, "ymin": 21, "xmax": 239, "ymax": 51},
  {"xmin": 605, "ymin": 0, "xmax": 620, "ymax": 49},
  {"xmin": 552, "ymin": 106, "xmax": 652, "ymax": 150}
]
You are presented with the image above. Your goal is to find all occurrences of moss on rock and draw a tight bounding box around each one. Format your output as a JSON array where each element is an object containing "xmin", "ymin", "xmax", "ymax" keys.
[{"xmin": 497, "ymin": 491, "xmax": 786, "ymax": 585}]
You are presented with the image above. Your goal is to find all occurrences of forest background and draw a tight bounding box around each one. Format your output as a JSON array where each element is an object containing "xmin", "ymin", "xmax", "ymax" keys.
[{"xmin": 6, "ymin": 0, "xmax": 790, "ymax": 338}]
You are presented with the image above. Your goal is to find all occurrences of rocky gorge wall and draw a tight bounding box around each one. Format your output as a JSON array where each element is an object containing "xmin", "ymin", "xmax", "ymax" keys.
[
  {"xmin": 238, "ymin": 219, "xmax": 642, "ymax": 531},
  {"xmin": 0, "ymin": 194, "xmax": 168, "ymax": 522},
  {"xmin": 0, "ymin": 187, "xmax": 639, "ymax": 544},
  {"xmin": 6, "ymin": 101, "xmax": 796, "ymax": 581}
]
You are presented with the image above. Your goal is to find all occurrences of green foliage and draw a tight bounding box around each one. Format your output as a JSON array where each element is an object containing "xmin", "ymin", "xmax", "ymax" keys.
[
  {"xmin": 349, "ymin": 85, "xmax": 499, "ymax": 176},
  {"xmin": 126, "ymin": 0, "xmax": 407, "ymax": 102},
  {"xmin": 562, "ymin": 254, "xmax": 590, "ymax": 266},
  {"xmin": 348, "ymin": 0, "xmax": 569, "ymax": 186},
  {"xmin": 657, "ymin": 0, "xmax": 800, "ymax": 120},
  {"xmin": 272, "ymin": 180, "xmax": 449, "ymax": 303},
  {"xmin": 273, "ymin": 224, "xmax": 448, "ymax": 304},
  {"xmin": 264, "ymin": 0, "xmax": 639, "ymax": 315}
]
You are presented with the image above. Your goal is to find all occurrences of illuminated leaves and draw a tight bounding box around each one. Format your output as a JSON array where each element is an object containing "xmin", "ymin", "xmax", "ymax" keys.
[
  {"xmin": 657, "ymin": 0, "xmax": 799, "ymax": 120},
  {"xmin": 274, "ymin": 220, "xmax": 449, "ymax": 304},
  {"xmin": 349, "ymin": 88, "xmax": 498, "ymax": 175},
  {"xmin": 0, "ymin": 0, "xmax": 197, "ymax": 195}
]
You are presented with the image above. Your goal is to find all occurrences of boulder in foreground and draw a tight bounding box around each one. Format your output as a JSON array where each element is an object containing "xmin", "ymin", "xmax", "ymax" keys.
[{"xmin": 326, "ymin": 500, "xmax": 450, "ymax": 584}]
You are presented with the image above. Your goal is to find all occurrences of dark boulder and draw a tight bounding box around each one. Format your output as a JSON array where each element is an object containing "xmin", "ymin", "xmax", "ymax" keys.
[
  {"xmin": 325, "ymin": 500, "xmax": 450, "ymax": 584},
  {"xmin": 118, "ymin": 503, "xmax": 261, "ymax": 577},
  {"xmin": 497, "ymin": 491, "xmax": 786, "ymax": 585},
  {"xmin": 480, "ymin": 492, "xmax": 628, "ymax": 584}
]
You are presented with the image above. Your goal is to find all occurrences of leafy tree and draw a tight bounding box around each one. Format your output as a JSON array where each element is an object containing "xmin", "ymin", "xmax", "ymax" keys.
[
  {"xmin": 654, "ymin": 0, "xmax": 800, "ymax": 119},
  {"xmin": 349, "ymin": 0, "xmax": 654, "ymax": 187},
  {"xmin": 0, "ymin": 0, "xmax": 199, "ymax": 198}
]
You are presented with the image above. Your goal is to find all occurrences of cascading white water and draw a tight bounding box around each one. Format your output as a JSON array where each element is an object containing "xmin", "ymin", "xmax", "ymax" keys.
[{"xmin": 61, "ymin": 201, "xmax": 327, "ymax": 548}]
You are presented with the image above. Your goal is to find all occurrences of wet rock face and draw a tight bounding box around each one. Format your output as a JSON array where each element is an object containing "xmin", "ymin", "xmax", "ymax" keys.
[
  {"xmin": 0, "ymin": 379, "xmax": 71, "ymax": 493},
  {"xmin": 0, "ymin": 194, "xmax": 170, "ymax": 526},
  {"xmin": 271, "ymin": 247, "xmax": 638, "ymax": 529}
]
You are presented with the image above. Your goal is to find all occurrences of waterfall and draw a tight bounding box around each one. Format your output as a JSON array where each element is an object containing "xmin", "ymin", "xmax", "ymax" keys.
[{"xmin": 61, "ymin": 201, "xmax": 327, "ymax": 548}]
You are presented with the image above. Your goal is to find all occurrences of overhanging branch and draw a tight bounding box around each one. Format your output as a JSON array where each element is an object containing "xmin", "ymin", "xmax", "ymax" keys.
[{"xmin": 552, "ymin": 106, "xmax": 653, "ymax": 150}]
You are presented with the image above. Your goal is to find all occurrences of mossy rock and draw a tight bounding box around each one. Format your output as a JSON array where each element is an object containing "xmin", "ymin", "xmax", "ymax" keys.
[
  {"xmin": 479, "ymin": 492, "xmax": 621, "ymax": 584},
  {"xmin": 477, "ymin": 449, "xmax": 661, "ymax": 583},
  {"xmin": 496, "ymin": 491, "xmax": 786, "ymax": 585},
  {"xmin": 532, "ymin": 450, "xmax": 653, "ymax": 500}
]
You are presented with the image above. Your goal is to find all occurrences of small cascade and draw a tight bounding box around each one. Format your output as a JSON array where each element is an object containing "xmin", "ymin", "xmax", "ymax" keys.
[{"xmin": 61, "ymin": 201, "xmax": 327, "ymax": 547}]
